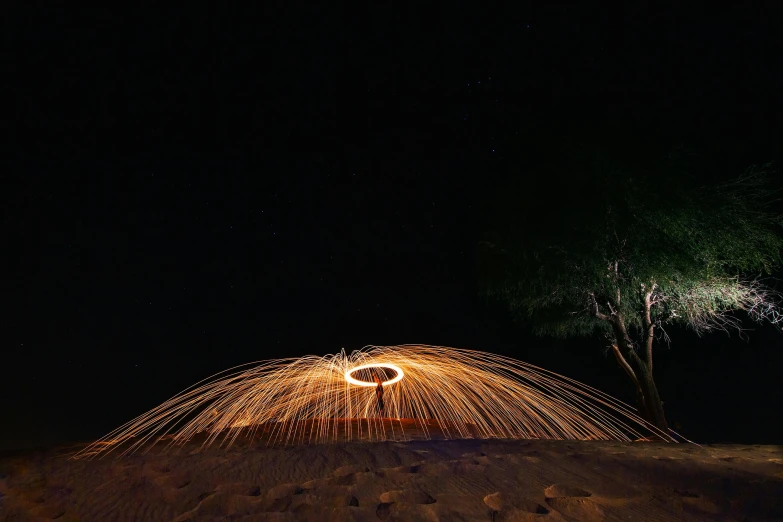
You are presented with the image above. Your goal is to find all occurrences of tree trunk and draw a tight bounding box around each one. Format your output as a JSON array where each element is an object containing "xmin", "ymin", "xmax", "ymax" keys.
[
  {"xmin": 590, "ymin": 293, "xmax": 669, "ymax": 433},
  {"xmin": 610, "ymin": 343, "xmax": 652, "ymax": 422},
  {"xmin": 627, "ymin": 349, "xmax": 668, "ymax": 432},
  {"xmin": 610, "ymin": 315, "xmax": 669, "ymax": 433},
  {"xmin": 635, "ymin": 388, "xmax": 651, "ymax": 424}
]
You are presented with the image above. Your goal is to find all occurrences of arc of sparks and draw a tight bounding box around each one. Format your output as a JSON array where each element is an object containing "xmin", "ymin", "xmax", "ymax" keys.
[{"xmin": 73, "ymin": 345, "xmax": 678, "ymax": 459}]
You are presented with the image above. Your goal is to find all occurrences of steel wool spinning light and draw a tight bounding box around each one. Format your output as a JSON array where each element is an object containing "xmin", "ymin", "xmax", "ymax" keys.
[{"xmin": 73, "ymin": 345, "xmax": 676, "ymax": 459}]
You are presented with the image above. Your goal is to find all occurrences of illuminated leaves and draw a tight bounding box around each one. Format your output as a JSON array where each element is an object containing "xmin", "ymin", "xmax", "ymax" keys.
[{"xmin": 480, "ymin": 157, "xmax": 782, "ymax": 342}]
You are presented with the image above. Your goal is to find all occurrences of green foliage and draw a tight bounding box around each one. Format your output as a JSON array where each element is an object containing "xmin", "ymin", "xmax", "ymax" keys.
[{"xmin": 479, "ymin": 147, "xmax": 783, "ymax": 341}]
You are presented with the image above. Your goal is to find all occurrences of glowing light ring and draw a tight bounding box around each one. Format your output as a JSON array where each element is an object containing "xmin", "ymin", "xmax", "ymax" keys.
[{"xmin": 344, "ymin": 363, "xmax": 404, "ymax": 387}]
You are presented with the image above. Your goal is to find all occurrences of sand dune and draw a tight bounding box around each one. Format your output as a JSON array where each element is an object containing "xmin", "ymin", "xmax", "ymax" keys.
[{"xmin": 1, "ymin": 433, "xmax": 782, "ymax": 521}]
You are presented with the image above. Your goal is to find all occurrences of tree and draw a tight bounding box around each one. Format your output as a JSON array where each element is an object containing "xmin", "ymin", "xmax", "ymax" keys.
[{"xmin": 479, "ymin": 148, "xmax": 783, "ymax": 433}]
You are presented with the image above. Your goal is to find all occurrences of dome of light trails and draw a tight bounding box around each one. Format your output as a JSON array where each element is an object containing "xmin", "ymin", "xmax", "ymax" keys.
[{"xmin": 74, "ymin": 345, "xmax": 675, "ymax": 459}]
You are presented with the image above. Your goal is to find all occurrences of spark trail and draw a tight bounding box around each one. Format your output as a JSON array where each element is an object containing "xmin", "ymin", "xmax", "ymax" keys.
[{"xmin": 73, "ymin": 345, "xmax": 676, "ymax": 459}]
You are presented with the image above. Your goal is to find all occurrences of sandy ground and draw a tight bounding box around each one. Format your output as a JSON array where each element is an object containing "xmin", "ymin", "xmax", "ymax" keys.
[{"xmin": 1, "ymin": 430, "xmax": 782, "ymax": 521}]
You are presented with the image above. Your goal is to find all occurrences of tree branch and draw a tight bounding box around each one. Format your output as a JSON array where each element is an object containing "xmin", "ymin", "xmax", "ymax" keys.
[
  {"xmin": 611, "ymin": 343, "xmax": 641, "ymax": 391},
  {"xmin": 642, "ymin": 283, "xmax": 656, "ymax": 374},
  {"xmin": 588, "ymin": 293, "xmax": 610, "ymax": 321},
  {"xmin": 674, "ymin": 277, "xmax": 783, "ymax": 338}
]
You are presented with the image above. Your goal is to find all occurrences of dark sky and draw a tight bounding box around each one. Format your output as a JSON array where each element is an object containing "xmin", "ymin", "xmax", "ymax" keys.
[{"xmin": 5, "ymin": 5, "xmax": 782, "ymax": 450}]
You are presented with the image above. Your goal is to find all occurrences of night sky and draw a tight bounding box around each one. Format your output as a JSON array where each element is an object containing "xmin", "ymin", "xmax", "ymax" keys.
[{"xmin": 5, "ymin": 5, "xmax": 782, "ymax": 451}]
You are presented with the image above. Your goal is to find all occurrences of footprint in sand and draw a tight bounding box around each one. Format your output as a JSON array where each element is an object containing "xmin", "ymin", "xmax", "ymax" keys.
[
  {"xmin": 389, "ymin": 463, "xmax": 422, "ymax": 474},
  {"xmin": 545, "ymin": 484, "xmax": 603, "ymax": 519},
  {"xmin": 266, "ymin": 483, "xmax": 304, "ymax": 499},
  {"xmin": 332, "ymin": 465, "xmax": 370, "ymax": 476},
  {"xmin": 484, "ymin": 491, "xmax": 548, "ymax": 517},
  {"xmin": 328, "ymin": 472, "xmax": 360, "ymax": 486},
  {"xmin": 545, "ymin": 484, "xmax": 591, "ymax": 499},
  {"xmin": 376, "ymin": 501, "xmax": 394, "ymax": 519},
  {"xmin": 380, "ymin": 489, "xmax": 436, "ymax": 504}
]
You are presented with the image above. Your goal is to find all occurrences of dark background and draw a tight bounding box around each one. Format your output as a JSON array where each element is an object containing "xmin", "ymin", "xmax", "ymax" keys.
[{"xmin": 4, "ymin": 4, "xmax": 782, "ymax": 451}]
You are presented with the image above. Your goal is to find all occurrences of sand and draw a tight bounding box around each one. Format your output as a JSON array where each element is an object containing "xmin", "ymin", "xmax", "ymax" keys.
[{"xmin": 1, "ymin": 433, "xmax": 782, "ymax": 521}]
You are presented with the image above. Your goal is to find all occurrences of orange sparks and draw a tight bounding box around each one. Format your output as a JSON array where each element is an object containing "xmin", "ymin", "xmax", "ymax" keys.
[{"xmin": 72, "ymin": 345, "xmax": 677, "ymax": 459}]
